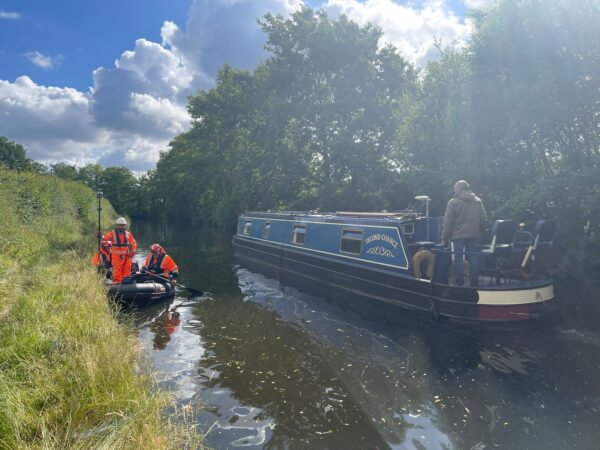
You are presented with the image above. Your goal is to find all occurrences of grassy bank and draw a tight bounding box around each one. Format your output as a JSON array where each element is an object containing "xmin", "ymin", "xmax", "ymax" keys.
[{"xmin": 0, "ymin": 168, "xmax": 203, "ymax": 449}]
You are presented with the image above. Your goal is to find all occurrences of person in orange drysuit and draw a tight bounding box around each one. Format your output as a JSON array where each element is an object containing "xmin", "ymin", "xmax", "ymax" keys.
[
  {"xmin": 92, "ymin": 240, "xmax": 113, "ymax": 278},
  {"xmin": 141, "ymin": 243, "xmax": 179, "ymax": 283},
  {"xmin": 151, "ymin": 306, "xmax": 182, "ymax": 350},
  {"xmin": 103, "ymin": 217, "xmax": 137, "ymax": 284}
]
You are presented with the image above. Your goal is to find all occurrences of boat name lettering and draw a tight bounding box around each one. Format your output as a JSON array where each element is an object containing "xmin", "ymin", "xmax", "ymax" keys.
[
  {"xmin": 364, "ymin": 233, "xmax": 398, "ymax": 248},
  {"xmin": 366, "ymin": 246, "xmax": 395, "ymax": 258}
]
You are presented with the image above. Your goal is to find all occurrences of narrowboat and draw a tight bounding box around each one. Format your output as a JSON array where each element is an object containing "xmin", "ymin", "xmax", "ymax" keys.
[{"xmin": 232, "ymin": 208, "xmax": 557, "ymax": 327}]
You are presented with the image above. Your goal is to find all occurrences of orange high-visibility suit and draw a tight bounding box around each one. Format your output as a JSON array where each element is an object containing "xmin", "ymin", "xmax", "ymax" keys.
[
  {"xmin": 103, "ymin": 229, "xmax": 137, "ymax": 284},
  {"xmin": 92, "ymin": 248, "xmax": 112, "ymax": 271},
  {"xmin": 163, "ymin": 310, "xmax": 181, "ymax": 335},
  {"xmin": 143, "ymin": 252, "xmax": 179, "ymax": 279}
]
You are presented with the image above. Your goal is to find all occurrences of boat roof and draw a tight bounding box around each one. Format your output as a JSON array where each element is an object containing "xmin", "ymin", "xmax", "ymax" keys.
[{"xmin": 242, "ymin": 210, "xmax": 425, "ymax": 225}]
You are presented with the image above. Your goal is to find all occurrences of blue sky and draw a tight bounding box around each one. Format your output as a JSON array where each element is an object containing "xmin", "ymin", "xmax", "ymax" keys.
[
  {"xmin": 1, "ymin": 0, "xmax": 190, "ymax": 91},
  {"xmin": 0, "ymin": 0, "xmax": 490, "ymax": 171}
]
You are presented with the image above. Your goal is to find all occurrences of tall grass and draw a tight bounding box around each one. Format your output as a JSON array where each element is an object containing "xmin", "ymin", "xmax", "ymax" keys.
[{"xmin": 0, "ymin": 168, "xmax": 204, "ymax": 449}]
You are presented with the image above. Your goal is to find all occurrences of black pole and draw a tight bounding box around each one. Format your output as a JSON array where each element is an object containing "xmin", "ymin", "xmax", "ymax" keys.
[{"xmin": 96, "ymin": 191, "xmax": 103, "ymax": 251}]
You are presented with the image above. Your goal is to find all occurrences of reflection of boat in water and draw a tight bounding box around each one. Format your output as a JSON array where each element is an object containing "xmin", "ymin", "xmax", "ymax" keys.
[
  {"xmin": 107, "ymin": 275, "xmax": 176, "ymax": 307},
  {"xmin": 233, "ymin": 210, "xmax": 557, "ymax": 327}
]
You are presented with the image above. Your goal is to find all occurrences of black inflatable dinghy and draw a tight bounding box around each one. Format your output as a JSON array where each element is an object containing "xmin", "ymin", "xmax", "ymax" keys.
[{"xmin": 107, "ymin": 275, "xmax": 175, "ymax": 306}]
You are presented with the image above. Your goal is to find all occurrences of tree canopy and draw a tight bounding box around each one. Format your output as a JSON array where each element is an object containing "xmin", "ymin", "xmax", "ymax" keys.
[
  {"xmin": 152, "ymin": 6, "xmax": 420, "ymax": 224},
  {"xmin": 0, "ymin": 137, "xmax": 45, "ymax": 173},
  {"xmin": 146, "ymin": 1, "xmax": 599, "ymax": 237}
]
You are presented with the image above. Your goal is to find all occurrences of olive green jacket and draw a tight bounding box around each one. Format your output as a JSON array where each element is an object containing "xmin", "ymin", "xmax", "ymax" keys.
[{"xmin": 442, "ymin": 191, "xmax": 487, "ymax": 241}]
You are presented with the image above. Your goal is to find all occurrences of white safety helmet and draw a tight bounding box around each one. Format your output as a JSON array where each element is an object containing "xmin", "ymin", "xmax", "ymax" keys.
[{"xmin": 115, "ymin": 217, "xmax": 127, "ymax": 225}]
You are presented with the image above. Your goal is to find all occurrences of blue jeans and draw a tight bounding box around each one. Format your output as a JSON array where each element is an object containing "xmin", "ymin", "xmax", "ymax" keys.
[{"xmin": 452, "ymin": 238, "xmax": 480, "ymax": 286}]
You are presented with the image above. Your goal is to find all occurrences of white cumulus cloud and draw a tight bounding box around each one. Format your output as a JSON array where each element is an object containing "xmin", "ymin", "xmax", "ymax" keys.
[
  {"xmin": 0, "ymin": 0, "xmax": 479, "ymax": 171},
  {"xmin": 464, "ymin": 0, "xmax": 495, "ymax": 9},
  {"xmin": 0, "ymin": 76, "xmax": 106, "ymax": 162},
  {"xmin": 96, "ymin": 135, "xmax": 174, "ymax": 170},
  {"xmin": 322, "ymin": 0, "xmax": 472, "ymax": 67},
  {"xmin": 0, "ymin": 10, "xmax": 21, "ymax": 20},
  {"xmin": 1, "ymin": 0, "xmax": 303, "ymax": 171},
  {"xmin": 162, "ymin": 0, "xmax": 302, "ymax": 79},
  {"xmin": 23, "ymin": 51, "xmax": 63, "ymax": 70},
  {"xmin": 127, "ymin": 93, "xmax": 191, "ymax": 136},
  {"xmin": 90, "ymin": 38, "xmax": 194, "ymax": 137}
]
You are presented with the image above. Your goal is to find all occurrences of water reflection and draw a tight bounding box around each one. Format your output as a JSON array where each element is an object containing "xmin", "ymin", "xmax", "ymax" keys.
[
  {"xmin": 192, "ymin": 291, "xmax": 391, "ymax": 448},
  {"xmin": 149, "ymin": 305, "xmax": 182, "ymax": 350},
  {"xmin": 130, "ymin": 222, "xmax": 600, "ymax": 450}
]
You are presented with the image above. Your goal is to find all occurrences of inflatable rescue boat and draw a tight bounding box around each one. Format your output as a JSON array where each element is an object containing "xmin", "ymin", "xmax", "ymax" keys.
[{"xmin": 107, "ymin": 275, "xmax": 176, "ymax": 306}]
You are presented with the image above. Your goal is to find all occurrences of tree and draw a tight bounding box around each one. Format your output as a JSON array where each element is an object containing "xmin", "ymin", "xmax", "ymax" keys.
[
  {"xmin": 98, "ymin": 167, "xmax": 138, "ymax": 215},
  {"xmin": 50, "ymin": 163, "xmax": 78, "ymax": 181},
  {"xmin": 0, "ymin": 136, "xmax": 43, "ymax": 172},
  {"xmin": 394, "ymin": 45, "xmax": 475, "ymax": 214},
  {"xmin": 259, "ymin": 7, "xmax": 417, "ymax": 209},
  {"xmin": 151, "ymin": 7, "xmax": 419, "ymax": 224},
  {"xmin": 76, "ymin": 164, "xmax": 104, "ymax": 192},
  {"xmin": 469, "ymin": 0, "xmax": 600, "ymax": 231}
]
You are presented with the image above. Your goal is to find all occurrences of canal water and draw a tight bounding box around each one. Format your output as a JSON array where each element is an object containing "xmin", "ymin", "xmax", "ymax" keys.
[{"xmin": 130, "ymin": 222, "xmax": 600, "ymax": 450}]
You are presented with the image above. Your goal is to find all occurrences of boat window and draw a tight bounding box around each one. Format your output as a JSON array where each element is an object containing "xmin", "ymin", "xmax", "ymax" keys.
[
  {"xmin": 340, "ymin": 229, "xmax": 363, "ymax": 255},
  {"xmin": 292, "ymin": 225, "xmax": 307, "ymax": 245},
  {"xmin": 402, "ymin": 223, "xmax": 414, "ymax": 236},
  {"xmin": 263, "ymin": 221, "xmax": 271, "ymax": 238},
  {"xmin": 243, "ymin": 220, "xmax": 252, "ymax": 235}
]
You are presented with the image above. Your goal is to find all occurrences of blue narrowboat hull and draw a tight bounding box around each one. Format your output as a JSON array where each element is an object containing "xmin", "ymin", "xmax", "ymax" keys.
[{"xmin": 233, "ymin": 213, "xmax": 556, "ymax": 328}]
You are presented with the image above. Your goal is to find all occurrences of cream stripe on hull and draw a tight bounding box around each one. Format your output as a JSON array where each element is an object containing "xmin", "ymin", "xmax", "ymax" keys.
[{"xmin": 477, "ymin": 284, "xmax": 554, "ymax": 306}]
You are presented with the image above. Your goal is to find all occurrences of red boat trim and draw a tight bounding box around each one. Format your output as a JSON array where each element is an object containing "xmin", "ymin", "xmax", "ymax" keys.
[{"xmin": 478, "ymin": 305, "xmax": 533, "ymax": 321}]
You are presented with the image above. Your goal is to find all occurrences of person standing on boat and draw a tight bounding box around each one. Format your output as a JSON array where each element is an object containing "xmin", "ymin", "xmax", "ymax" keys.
[
  {"xmin": 92, "ymin": 239, "xmax": 113, "ymax": 278},
  {"xmin": 103, "ymin": 217, "xmax": 137, "ymax": 284},
  {"xmin": 441, "ymin": 180, "xmax": 487, "ymax": 286},
  {"xmin": 141, "ymin": 244, "xmax": 179, "ymax": 284}
]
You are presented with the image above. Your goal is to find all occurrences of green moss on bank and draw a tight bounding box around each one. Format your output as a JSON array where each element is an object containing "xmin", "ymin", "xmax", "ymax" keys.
[{"xmin": 0, "ymin": 168, "xmax": 203, "ymax": 449}]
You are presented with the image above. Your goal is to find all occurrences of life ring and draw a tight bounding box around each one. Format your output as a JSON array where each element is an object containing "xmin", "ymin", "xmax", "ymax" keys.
[{"xmin": 413, "ymin": 249, "xmax": 435, "ymax": 279}]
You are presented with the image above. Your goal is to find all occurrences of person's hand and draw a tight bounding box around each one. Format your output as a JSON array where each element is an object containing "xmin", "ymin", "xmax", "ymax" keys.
[
  {"xmin": 141, "ymin": 266, "xmax": 147, "ymax": 273},
  {"xmin": 441, "ymin": 239, "xmax": 446, "ymax": 247}
]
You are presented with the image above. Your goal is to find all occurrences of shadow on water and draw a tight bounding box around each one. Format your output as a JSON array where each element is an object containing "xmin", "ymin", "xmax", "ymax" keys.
[{"xmin": 129, "ymin": 222, "xmax": 600, "ymax": 450}]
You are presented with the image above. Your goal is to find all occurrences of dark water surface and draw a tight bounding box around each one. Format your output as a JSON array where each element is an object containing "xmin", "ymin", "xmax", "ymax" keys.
[{"xmin": 130, "ymin": 222, "xmax": 600, "ymax": 450}]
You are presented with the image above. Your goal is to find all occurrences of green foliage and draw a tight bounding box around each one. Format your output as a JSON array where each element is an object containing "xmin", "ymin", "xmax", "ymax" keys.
[
  {"xmin": 0, "ymin": 167, "xmax": 113, "ymax": 285},
  {"xmin": 77, "ymin": 163, "xmax": 104, "ymax": 191},
  {"xmin": 49, "ymin": 162, "xmax": 143, "ymax": 217},
  {"xmin": 98, "ymin": 166, "xmax": 138, "ymax": 214},
  {"xmin": 50, "ymin": 162, "xmax": 79, "ymax": 180},
  {"xmin": 0, "ymin": 138, "xmax": 146, "ymax": 218},
  {"xmin": 0, "ymin": 168, "xmax": 204, "ymax": 449},
  {"xmin": 151, "ymin": 7, "xmax": 418, "ymax": 225},
  {"xmin": 0, "ymin": 136, "xmax": 45, "ymax": 172},
  {"xmin": 469, "ymin": 0, "xmax": 599, "ymax": 184},
  {"xmin": 139, "ymin": 1, "xmax": 600, "ymax": 290}
]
